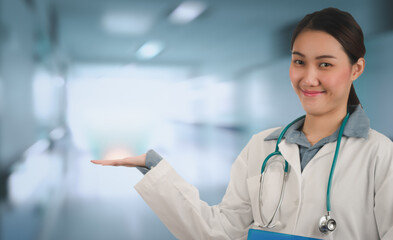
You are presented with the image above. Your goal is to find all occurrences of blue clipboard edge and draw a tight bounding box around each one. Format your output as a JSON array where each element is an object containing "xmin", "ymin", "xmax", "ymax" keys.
[{"xmin": 248, "ymin": 229, "xmax": 323, "ymax": 240}]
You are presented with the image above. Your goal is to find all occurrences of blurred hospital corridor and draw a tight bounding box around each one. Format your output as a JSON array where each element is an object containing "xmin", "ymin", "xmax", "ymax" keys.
[{"xmin": 1, "ymin": 0, "xmax": 393, "ymax": 239}]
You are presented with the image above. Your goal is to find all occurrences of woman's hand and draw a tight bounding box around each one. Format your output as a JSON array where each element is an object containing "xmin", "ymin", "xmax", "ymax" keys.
[{"xmin": 91, "ymin": 153, "xmax": 146, "ymax": 168}]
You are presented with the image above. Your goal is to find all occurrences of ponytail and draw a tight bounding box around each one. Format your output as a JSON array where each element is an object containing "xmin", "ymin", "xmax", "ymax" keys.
[{"xmin": 347, "ymin": 84, "xmax": 361, "ymax": 106}]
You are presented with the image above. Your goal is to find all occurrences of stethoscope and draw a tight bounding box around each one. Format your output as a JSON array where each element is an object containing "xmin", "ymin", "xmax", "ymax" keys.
[{"xmin": 258, "ymin": 113, "xmax": 350, "ymax": 234}]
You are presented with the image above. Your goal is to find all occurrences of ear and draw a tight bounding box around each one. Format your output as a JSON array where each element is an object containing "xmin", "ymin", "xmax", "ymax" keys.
[{"xmin": 351, "ymin": 58, "xmax": 365, "ymax": 81}]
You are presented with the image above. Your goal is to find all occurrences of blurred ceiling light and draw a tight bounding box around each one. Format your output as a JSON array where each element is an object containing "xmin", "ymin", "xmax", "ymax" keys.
[
  {"xmin": 169, "ymin": 1, "xmax": 207, "ymax": 24},
  {"xmin": 102, "ymin": 11, "xmax": 153, "ymax": 35},
  {"xmin": 136, "ymin": 40, "xmax": 164, "ymax": 60}
]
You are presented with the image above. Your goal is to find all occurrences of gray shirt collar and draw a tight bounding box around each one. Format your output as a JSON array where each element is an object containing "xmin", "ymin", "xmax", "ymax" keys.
[{"xmin": 264, "ymin": 105, "xmax": 370, "ymax": 143}]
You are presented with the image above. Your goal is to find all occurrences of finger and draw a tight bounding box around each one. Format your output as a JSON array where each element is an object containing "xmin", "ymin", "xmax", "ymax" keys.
[{"xmin": 91, "ymin": 159, "xmax": 123, "ymax": 166}]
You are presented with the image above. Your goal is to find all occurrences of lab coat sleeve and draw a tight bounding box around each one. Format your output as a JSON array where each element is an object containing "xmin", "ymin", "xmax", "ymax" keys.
[
  {"xmin": 134, "ymin": 141, "xmax": 253, "ymax": 240},
  {"xmin": 373, "ymin": 135, "xmax": 393, "ymax": 240}
]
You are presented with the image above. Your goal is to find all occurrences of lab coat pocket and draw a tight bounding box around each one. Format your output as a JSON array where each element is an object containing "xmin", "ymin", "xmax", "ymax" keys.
[{"xmin": 247, "ymin": 162, "xmax": 285, "ymax": 228}]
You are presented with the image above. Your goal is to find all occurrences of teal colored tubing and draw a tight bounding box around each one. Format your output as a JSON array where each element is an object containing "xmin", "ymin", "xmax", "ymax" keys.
[
  {"xmin": 261, "ymin": 112, "xmax": 350, "ymax": 213},
  {"xmin": 326, "ymin": 112, "xmax": 349, "ymax": 212},
  {"xmin": 261, "ymin": 115, "xmax": 305, "ymax": 174}
]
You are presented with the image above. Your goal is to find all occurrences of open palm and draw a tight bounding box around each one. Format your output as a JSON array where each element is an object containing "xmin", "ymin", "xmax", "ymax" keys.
[{"xmin": 91, "ymin": 153, "xmax": 146, "ymax": 168}]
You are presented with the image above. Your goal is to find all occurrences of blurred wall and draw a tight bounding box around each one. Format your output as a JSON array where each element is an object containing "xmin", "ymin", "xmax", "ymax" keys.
[
  {"xmin": 0, "ymin": 0, "xmax": 36, "ymax": 168},
  {"xmin": 358, "ymin": 32, "xmax": 393, "ymax": 139}
]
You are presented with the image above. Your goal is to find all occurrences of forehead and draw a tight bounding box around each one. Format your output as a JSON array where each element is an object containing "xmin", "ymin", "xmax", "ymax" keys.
[{"xmin": 292, "ymin": 30, "xmax": 347, "ymax": 57}]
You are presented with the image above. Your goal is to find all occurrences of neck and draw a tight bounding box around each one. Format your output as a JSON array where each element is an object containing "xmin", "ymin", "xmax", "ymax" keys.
[{"xmin": 302, "ymin": 107, "xmax": 347, "ymax": 146}]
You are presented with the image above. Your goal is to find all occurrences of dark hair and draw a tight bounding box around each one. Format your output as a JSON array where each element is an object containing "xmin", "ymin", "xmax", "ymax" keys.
[{"xmin": 290, "ymin": 7, "xmax": 365, "ymax": 106}]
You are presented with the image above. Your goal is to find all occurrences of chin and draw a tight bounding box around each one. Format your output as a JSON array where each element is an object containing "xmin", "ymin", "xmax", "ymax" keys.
[
  {"xmin": 301, "ymin": 104, "xmax": 327, "ymax": 116},
  {"xmin": 304, "ymin": 109, "xmax": 324, "ymax": 116}
]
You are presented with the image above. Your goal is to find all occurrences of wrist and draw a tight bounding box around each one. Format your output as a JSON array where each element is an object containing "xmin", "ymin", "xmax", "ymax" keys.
[{"xmin": 138, "ymin": 153, "xmax": 147, "ymax": 167}]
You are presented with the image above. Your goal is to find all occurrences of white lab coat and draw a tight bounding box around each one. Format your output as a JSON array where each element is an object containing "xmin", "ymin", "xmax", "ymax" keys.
[{"xmin": 135, "ymin": 128, "xmax": 393, "ymax": 239}]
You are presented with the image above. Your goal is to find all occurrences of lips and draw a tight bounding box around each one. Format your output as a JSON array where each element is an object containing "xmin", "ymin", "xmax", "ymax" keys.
[{"xmin": 301, "ymin": 89, "xmax": 326, "ymax": 97}]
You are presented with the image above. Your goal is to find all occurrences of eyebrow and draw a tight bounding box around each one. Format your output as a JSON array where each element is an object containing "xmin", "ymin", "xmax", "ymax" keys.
[{"xmin": 292, "ymin": 51, "xmax": 336, "ymax": 59}]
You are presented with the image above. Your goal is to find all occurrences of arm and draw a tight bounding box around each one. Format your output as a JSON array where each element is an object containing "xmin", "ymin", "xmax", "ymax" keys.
[
  {"xmin": 134, "ymin": 144, "xmax": 253, "ymax": 240},
  {"xmin": 91, "ymin": 140, "xmax": 254, "ymax": 239}
]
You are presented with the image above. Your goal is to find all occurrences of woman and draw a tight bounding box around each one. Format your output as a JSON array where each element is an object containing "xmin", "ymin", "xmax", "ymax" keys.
[{"xmin": 91, "ymin": 8, "xmax": 393, "ymax": 239}]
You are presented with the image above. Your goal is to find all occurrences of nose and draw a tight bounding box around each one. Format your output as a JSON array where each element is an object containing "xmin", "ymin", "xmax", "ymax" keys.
[{"xmin": 302, "ymin": 66, "xmax": 320, "ymax": 86}]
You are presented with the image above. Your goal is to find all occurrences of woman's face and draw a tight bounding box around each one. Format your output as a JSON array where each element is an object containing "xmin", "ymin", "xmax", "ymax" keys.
[{"xmin": 289, "ymin": 30, "xmax": 363, "ymax": 117}]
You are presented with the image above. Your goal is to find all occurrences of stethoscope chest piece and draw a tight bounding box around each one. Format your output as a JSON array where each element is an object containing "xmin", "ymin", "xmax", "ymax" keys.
[{"xmin": 319, "ymin": 214, "xmax": 336, "ymax": 233}]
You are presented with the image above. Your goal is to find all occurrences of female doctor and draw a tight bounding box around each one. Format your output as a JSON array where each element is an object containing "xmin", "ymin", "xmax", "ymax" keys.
[{"xmin": 91, "ymin": 8, "xmax": 393, "ymax": 240}]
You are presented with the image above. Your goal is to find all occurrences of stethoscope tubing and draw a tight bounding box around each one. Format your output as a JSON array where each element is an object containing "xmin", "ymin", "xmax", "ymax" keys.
[
  {"xmin": 326, "ymin": 113, "xmax": 349, "ymax": 212},
  {"xmin": 258, "ymin": 112, "xmax": 350, "ymax": 231},
  {"xmin": 258, "ymin": 163, "xmax": 288, "ymax": 228}
]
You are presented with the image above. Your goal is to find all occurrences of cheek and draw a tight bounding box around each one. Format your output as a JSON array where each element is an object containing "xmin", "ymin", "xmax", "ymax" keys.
[
  {"xmin": 327, "ymin": 68, "xmax": 353, "ymax": 89},
  {"xmin": 289, "ymin": 65, "xmax": 301, "ymax": 86}
]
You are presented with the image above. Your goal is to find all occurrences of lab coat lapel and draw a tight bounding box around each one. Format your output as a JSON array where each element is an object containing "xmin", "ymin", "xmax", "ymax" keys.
[
  {"xmin": 311, "ymin": 142, "xmax": 335, "ymax": 161},
  {"xmin": 279, "ymin": 140, "xmax": 301, "ymax": 178}
]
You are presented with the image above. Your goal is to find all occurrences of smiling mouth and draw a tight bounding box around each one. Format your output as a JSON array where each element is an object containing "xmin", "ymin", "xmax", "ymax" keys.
[{"xmin": 301, "ymin": 89, "xmax": 326, "ymax": 97}]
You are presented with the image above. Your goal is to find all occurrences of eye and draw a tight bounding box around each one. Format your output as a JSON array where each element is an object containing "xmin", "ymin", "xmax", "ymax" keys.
[
  {"xmin": 319, "ymin": 62, "xmax": 332, "ymax": 68},
  {"xmin": 293, "ymin": 59, "xmax": 304, "ymax": 65}
]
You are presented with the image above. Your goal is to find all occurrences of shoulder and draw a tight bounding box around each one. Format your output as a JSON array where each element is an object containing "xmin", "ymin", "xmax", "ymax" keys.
[
  {"xmin": 252, "ymin": 127, "xmax": 282, "ymax": 141},
  {"xmin": 253, "ymin": 127, "xmax": 282, "ymax": 140},
  {"xmin": 364, "ymin": 129, "xmax": 393, "ymax": 149},
  {"xmin": 238, "ymin": 127, "xmax": 281, "ymax": 169},
  {"xmin": 346, "ymin": 128, "xmax": 392, "ymax": 152},
  {"xmin": 239, "ymin": 127, "xmax": 281, "ymax": 155},
  {"xmin": 366, "ymin": 129, "xmax": 393, "ymax": 154},
  {"xmin": 351, "ymin": 129, "xmax": 393, "ymax": 170},
  {"xmin": 368, "ymin": 129, "xmax": 392, "ymax": 143}
]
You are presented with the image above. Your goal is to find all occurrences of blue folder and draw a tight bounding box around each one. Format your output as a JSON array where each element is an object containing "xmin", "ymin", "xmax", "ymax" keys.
[{"xmin": 247, "ymin": 229, "xmax": 322, "ymax": 240}]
